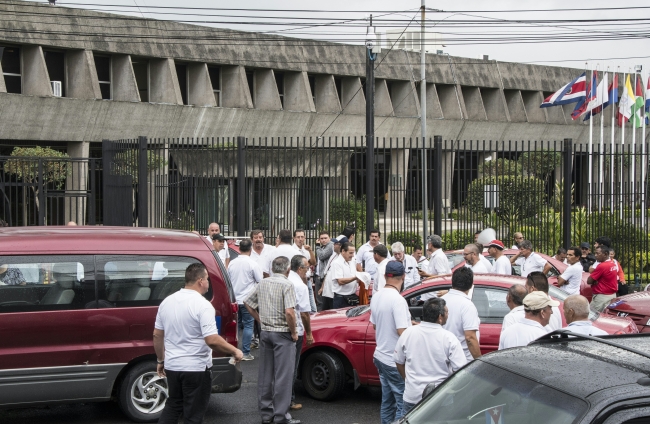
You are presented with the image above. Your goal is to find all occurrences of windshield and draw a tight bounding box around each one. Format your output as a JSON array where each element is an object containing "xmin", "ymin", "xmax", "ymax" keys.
[
  {"xmin": 447, "ymin": 253, "xmax": 465, "ymax": 270},
  {"xmin": 548, "ymin": 286, "xmax": 599, "ymax": 322},
  {"xmin": 405, "ymin": 361, "xmax": 587, "ymax": 424}
]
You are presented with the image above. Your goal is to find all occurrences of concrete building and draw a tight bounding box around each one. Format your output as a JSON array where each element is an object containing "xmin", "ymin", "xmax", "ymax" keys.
[{"xmin": 0, "ymin": 0, "xmax": 646, "ymax": 230}]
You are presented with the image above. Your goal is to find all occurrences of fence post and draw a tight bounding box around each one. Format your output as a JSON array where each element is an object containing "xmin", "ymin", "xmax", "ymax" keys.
[
  {"xmin": 37, "ymin": 159, "xmax": 45, "ymax": 226},
  {"xmin": 433, "ymin": 136, "xmax": 442, "ymax": 236},
  {"xmin": 138, "ymin": 136, "xmax": 148, "ymax": 227},
  {"xmin": 89, "ymin": 158, "xmax": 96, "ymax": 225},
  {"xmin": 563, "ymin": 138, "xmax": 572, "ymax": 248},
  {"xmin": 237, "ymin": 136, "xmax": 246, "ymax": 236}
]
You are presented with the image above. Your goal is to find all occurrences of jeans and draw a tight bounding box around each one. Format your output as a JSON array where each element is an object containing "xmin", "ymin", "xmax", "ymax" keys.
[
  {"xmin": 373, "ymin": 358, "xmax": 405, "ymax": 424},
  {"xmin": 238, "ymin": 304, "xmax": 254, "ymax": 355},
  {"xmin": 321, "ymin": 296, "xmax": 333, "ymax": 311},
  {"xmin": 333, "ymin": 293, "xmax": 349, "ymax": 309},
  {"xmin": 158, "ymin": 368, "xmax": 212, "ymax": 424},
  {"xmin": 402, "ymin": 401, "xmax": 417, "ymax": 415},
  {"xmin": 291, "ymin": 335, "xmax": 304, "ymax": 402}
]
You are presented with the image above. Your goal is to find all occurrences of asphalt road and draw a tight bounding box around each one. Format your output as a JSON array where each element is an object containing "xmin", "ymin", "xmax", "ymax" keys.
[{"xmin": 0, "ymin": 357, "xmax": 382, "ymax": 424}]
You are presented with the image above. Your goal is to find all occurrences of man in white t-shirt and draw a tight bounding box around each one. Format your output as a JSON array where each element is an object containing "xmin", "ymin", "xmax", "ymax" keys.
[
  {"xmin": 463, "ymin": 244, "xmax": 490, "ymax": 274},
  {"xmin": 510, "ymin": 240, "xmax": 547, "ymax": 278},
  {"xmin": 154, "ymin": 263, "xmax": 243, "ymax": 423},
  {"xmin": 356, "ymin": 229, "xmax": 391, "ymax": 280},
  {"xmin": 563, "ymin": 294, "xmax": 608, "ymax": 336},
  {"xmin": 228, "ymin": 239, "xmax": 263, "ymax": 360},
  {"xmin": 419, "ymin": 234, "xmax": 450, "ymax": 279},
  {"xmin": 211, "ymin": 233, "xmax": 230, "ymax": 268},
  {"xmin": 250, "ymin": 230, "xmax": 276, "ymax": 277},
  {"xmin": 511, "ymin": 232, "xmax": 524, "ymax": 250},
  {"xmin": 525, "ymin": 272, "xmax": 563, "ymax": 331},
  {"xmin": 369, "ymin": 261, "xmax": 412, "ymax": 424},
  {"xmin": 501, "ymin": 284, "xmax": 528, "ymax": 333},
  {"xmin": 372, "ymin": 244, "xmax": 391, "ymax": 291},
  {"xmin": 205, "ymin": 222, "xmax": 221, "ymax": 243},
  {"xmin": 391, "ymin": 242, "xmax": 420, "ymax": 289},
  {"xmin": 412, "ymin": 245, "xmax": 429, "ymax": 279},
  {"xmin": 487, "ymin": 240, "xmax": 512, "ymax": 275},
  {"xmin": 443, "ymin": 267, "xmax": 482, "ymax": 362},
  {"xmin": 558, "ymin": 247, "xmax": 583, "ymax": 295},
  {"xmin": 318, "ymin": 236, "xmax": 345, "ymax": 311},
  {"xmin": 287, "ymin": 255, "xmax": 314, "ymax": 411},
  {"xmin": 331, "ymin": 242, "xmax": 359, "ymax": 309},
  {"xmin": 266, "ymin": 230, "xmax": 300, "ymax": 276},
  {"xmin": 393, "ymin": 297, "xmax": 467, "ymax": 415},
  {"xmin": 499, "ymin": 291, "xmax": 557, "ymax": 350},
  {"xmin": 293, "ymin": 229, "xmax": 317, "ymax": 312}
]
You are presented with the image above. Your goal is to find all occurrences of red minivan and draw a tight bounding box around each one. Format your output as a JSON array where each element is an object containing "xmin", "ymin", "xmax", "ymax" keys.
[{"xmin": 0, "ymin": 227, "xmax": 240, "ymax": 422}]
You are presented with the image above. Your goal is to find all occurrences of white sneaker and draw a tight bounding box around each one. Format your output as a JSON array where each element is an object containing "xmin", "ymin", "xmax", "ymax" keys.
[{"xmin": 242, "ymin": 354, "xmax": 255, "ymax": 361}]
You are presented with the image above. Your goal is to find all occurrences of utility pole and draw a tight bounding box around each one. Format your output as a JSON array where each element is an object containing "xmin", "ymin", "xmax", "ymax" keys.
[
  {"xmin": 365, "ymin": 16, "xmax": 378, "ymax": 240},
  {"xmin": 420, "ymin": 0, "xmax": 428, "ymax": 245}
]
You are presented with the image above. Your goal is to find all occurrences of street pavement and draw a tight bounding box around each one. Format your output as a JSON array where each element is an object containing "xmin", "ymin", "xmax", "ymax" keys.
[{"xmin": 0, "ymin": 356, "xmax": 382, "ymax": 424}]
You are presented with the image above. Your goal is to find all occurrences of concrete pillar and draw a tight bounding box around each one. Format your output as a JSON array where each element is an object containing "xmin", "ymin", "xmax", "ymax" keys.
[
  {"xmin": 391, "ymin": 81, "xmax": 420, "ymax": 117},
  {"xmin": 0, "ymin": 61, "xmax": 6, "ymax": 93},
  {"xmin": 149, "ymin": 58, "xmax": 183, "ymax": 105},
  {"xmin": 269, "ymin": 178, "xmax": 299, "ymax": 235},
  {"xmin": 374, "ymin": 79, "xmax": 394, "ymax": 116},
  {"xmin": 284, "ymin": 71, "xmax": 316, "ymax": 112},
  {"xmin": 480, "ymin": 87, "xmax": 508, "ymax": 122},
  {"xmin": 521, "ymin": 91, "xmax": 546, "ymax": 123},
  {"xmin": 314, "ymin": 74, "xmax": 341, "ymax": 113},
  {"xmin": 384, "ymin": 148, "xmax": 409, "ymax": 232},
  {"xmin": 111, "ymin": 54, "xmax": 140, "ymax": 102},
  {"xmin": 65, "ymin": 50, "xmax": 102, "ymax": 100},
  {"xmin": 253, "ymin": 69, "xmax": 282, "ymax": 110},
  {"xmin": 65, "ymin": 141, "xmax": 89, "ymax": 225},
  {"xmin": 461, "ymin": 86, "xmax": 487, "ymax": 121},
  {"xmin": 425, "ymin": 83, "xmax": 443, "ymax": 119},
  {"xmin": 188, "ymin": 63, "xmax": 217, "ymax": 106},
  {"xmin": 543, "ymin": 92, "xmax": 566, "ymax": 124},
  {"xmin": 222, "ymin": 65, "xmax": 253, "ymax": 109},
  {"xmin": 436, "ymin": 84, "xmax": 462, "ymax": 120},
  {"xmin": 341, "ymin": 77, "xmax": 365, "ymax": 115},
  {"xmin": 504, "ymin": 89, "xmax": 527, "ymax": 122},
  {"xmin": 22, "ymin": 45, "xmax": 52, "ymax": 97}
]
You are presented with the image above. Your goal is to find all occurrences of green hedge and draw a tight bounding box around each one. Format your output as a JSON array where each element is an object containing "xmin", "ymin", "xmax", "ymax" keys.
[
  {"xmin": 441, "ymin": 229, "xmax": 475, "ymax": 250},
  {"xmin": 386, "ymin": 231, "xmax": 423, "ymax": 250},
  {"xmin": 329, "ymin": 194, "xmax": 378, "ymax": 235}
]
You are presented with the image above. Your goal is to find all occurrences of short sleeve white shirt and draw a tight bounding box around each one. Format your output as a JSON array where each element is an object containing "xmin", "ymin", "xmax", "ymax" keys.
[
  {"xmin": 428, "ymin": 248, "xmax": 451, "ymax": 276},
  {"xmin": 400, "ymin": 255, "xmax": 420, "ymax": 289},
  {"xmin": 393, "ymin": 322, "xmax": 467, "ymax": 404},
  {"xmin": 370, "ymin": 287, "xmax": 412, "ymax": 366},
  {"xmin": 154, "ymin": 289, "xmax": 218, "ymax": 372},
  {"xmin": 267, "ymin": 244, "xmax": 301, "ymax": 275},
  {"xmin": 228, "ymin": 255, "xmax": 263, "ymax": 304},
  {"xmin": 288, "ymin": 271, "xmax": 311, "ymax": 336},
  {"xmin": 559, "ymin": 262, "xmax": 583, "ymax": 295},
  {"xmin": 479, "ymin": 256, "xmax": 493, "ymax": 273},
  {"xmin": 331, "ymin": 255, "xmax": 358, "ymax": 296},
  {"xmin": 501, "ymin": 305, "xmax": 524, "ymax": 333},
  {"xmin": 250, "ymin": 244, "xmax": 275, "ymax": 273},
  {"xmin": 492, "ymin": 255, "xmax": 512, "ymax": 275},
  {"xmin": 442, "ymin": 289, "xmax": 481, "ymax": 361},
  {"xmin": 355, "ymin": 242, "xmax": 374, "ymax": 267},
  {"xmin": 465, "ymin": 260, "xmax": 489, "ymax": 274},
  {"xmin": 515, "ymin": 252, "xmax": 547, "ymax": 278},
  {"xmin": 565, "ymin": 320, "xmax": 608, "ymax": 336},
  {"xmin": 374, "ymin": 258, "xmax": 390, "ymax": 291},
  {"xmin": 217, "ymin": 247, "xmax": 230, "ymax": 261},
  {"xmin": 498, "ymin": 318, "xmax": 548, "ymax": 350},
  {"xmin": 293, "ymin": 244, "xmax": 313, "ymax": 278},
  {"xmin": 321, "ymin": 252, "xmax": 339, "ymax": 298}
]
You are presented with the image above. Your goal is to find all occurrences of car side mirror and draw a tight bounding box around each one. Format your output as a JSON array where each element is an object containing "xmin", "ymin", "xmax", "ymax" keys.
[{"xmin": 422, "ymin": 382, "xmax": 436, "ymax": 399}]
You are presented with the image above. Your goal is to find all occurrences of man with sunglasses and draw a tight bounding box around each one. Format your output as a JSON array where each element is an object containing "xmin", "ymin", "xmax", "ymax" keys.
[
  {"xmin": 498, "ymin": 291, "xmax": 558, "ymax": 350},
  {"xmin": 510, "ymin": 240, "xmax": 547, "ymax": 278},
  {"xmin": 579, "ymin": 242, "xmax": 596, "ymax": 272}
]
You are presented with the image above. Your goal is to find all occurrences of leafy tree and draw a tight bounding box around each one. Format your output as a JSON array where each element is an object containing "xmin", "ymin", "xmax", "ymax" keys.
[
  {"xmin": 519, "ymin": 150, "xmax": 562, "ymax": 179},
  {"xmin": 112, "ymin": 149, "xmax": 167, "ymax": 183},
  {"xmin": 479, "ymin": 158, "xmax": 522, "ymax": 177}
]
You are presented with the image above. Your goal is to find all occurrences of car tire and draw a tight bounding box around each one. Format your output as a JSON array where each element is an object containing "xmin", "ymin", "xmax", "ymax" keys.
[
  {"xmin": 301, "ymin": 351, "xmax": 346, "ymax": 401},
  {"xmin": 118, "ymin": 361, "xmax": 169, "ymax": 423}
]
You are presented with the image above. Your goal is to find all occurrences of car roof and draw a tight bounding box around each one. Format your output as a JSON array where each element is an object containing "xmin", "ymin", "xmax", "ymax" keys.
[
  {"xmin": 407, "ymin": 273, "xmax": 526, "ymax": 292},
  {"xmin": 0, "ymin": 226, "xmax": 211, "ymax": 253},
  {"xmin": 482, "ymin": 334, "xmax": 650, "ymax": 399}
]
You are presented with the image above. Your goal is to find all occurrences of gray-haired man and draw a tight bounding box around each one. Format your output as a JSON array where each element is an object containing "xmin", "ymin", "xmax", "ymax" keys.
[{"xmin": 419, "ymin": 234, "xmax": 451, "ymax": 279}]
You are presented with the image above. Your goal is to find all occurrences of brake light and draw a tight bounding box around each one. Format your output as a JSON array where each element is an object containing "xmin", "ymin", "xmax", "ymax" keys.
[{"xmin": 232, "ymin": 303, "xmax": 239, "ymax": 314}]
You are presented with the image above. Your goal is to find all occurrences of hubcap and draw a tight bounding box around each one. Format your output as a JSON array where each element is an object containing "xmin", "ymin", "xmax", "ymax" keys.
[
  {"xmin": 131, "ymin": 371, "xmax": 168, "ymax": 414},
  {"xmin": 310, "ymin": 360, "xmax": 330, "ymax": 390}
]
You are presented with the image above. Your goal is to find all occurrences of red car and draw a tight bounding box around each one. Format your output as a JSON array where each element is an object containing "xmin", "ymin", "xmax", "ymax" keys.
[
  {"xmin": 447, "ymin": 249, "xmax": 593, "ymax": 301},
  {"xmin": 299, "ymin": 274, "xmax": 636, "ymax": 401},
  {"xmin": 603, "ymin": 291, "xmax": 650, "ymax": 333}
]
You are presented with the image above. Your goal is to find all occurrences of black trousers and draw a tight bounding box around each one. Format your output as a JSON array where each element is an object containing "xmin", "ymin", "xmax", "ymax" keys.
[{"xmin": 158, "ymin": 368, "xmax": 212, "ymax": 424}]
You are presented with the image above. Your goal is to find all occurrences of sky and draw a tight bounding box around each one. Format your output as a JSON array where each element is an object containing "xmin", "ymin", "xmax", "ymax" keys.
[{"xmin": 40, "ymin": 0, "xmax": 650, "ymax": 84}]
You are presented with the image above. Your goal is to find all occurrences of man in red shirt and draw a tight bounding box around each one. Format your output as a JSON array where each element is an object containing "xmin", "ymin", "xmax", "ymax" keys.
[{"xmin": 587, "ymin": 246, "xmax": 618, "ymax": 312}]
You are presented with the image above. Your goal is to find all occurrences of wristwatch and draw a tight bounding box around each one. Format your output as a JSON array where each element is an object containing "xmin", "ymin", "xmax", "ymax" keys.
[{"xmin": 157, "ymin": 359, "xmax": 164, "ymax": 365}]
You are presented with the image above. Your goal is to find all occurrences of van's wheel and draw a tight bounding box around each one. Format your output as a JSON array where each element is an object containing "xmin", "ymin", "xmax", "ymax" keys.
[
  {"xmin": 118, "ymin": 361, "xmax": 169, "ymax": 423},
  {"xmin": 301, "ymin": 351, "xmax": 346, "ymax": 401}
]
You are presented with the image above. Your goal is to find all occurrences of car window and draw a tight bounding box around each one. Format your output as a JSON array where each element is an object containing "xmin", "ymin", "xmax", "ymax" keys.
[
  {"xmin": 602, "ymin": 406, "xmax": 650, "ymax": 423},
  {"xmin": 0, "ymin": 255, "xmax": 95, "ymax": 312},
  {"xmin": 406, "ymin": 361, "xmax": 588, "ymax": 423},
  {"xmin": 447, "ymin": 253, "xmax": 465, "ymax": 270},
  {"xmin": 96, "ymin": 255, "xmax": 209, "ymax": 307},
  {"xmin": 472, "ymin": 287, "xmax": 510, "ymax": 324}
]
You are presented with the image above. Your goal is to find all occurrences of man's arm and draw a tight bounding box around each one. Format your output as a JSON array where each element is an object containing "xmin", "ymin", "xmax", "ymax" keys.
[
  {"xmin": 336, "ymin": 276, "xmax": 358, "ymax": 285},
  {"xmin": 300, "ymin": 311, "xmax": 314, "ymax": 345},
  {"xmin": 542, "ymin": 262, "xmax": 552, "ymax": 275},
  {"xmin": 464, "ymin": 330, "xmax": 482, "ymax": 359},
  {"xmin": 225, "ymin": 258, "xmax": 230, "ymax": 268},
  {"xmin": 397, "ymin": 327, "xmax": 407, "ymax": 337},
  {"xmin": 510, "ymin": 252, "xmax": 522, "ymax": 265},
  {"xmin": 396, "ymin": 362, "xmax": 406, "ymax": 379},
  {"xmin": 316, "ymin": 243, "xmax": 333, "ymax": 261},
  {"xmin": 587, "ymin": 275, "xmax": 596, "ymax": 285},
  {"xmin": 557, "ymin": 275, "xmax": 568, "ymax": 287},
  {"xmin": 304, "ymin": 245, "xmax": 317, "ymax": 266},
  {"xmin": 245, "ymin": 303, "xmax": 261, "ymax": 323},
  {"xmin": 285, "ymin": 307, "xmax": 298, "ymax": 341},
  {"xmin": 204, "ymin": 334, "xmax": 243, "ymax": 362},
  {"xmin": 153, "ymin": 328, "xmax": 166, "ymax": 377}
]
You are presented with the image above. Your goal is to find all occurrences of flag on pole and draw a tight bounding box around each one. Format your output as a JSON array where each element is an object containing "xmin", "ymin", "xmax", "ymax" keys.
[
  {"xmin": 587, "ymin": 73, "xmax": 618, "ymax": 118},
  {"xmin": 617, "ymin": 75, "xmax": 635, "ymax": 126},
  {"xmin": 572, "ymin": 72, "xmax": 596, "ymax": 120},
  {"xmin": 631, "ymin": 76, "xmax": 645, "ymax": 128},
  {"xmin": 646, "ymin": 76, "xmax": 650, "ymax": 125},
  {"xmin": 540, "ymin": 72, "xmax": 586, "ymax": 107},
  {"xmin": 584, "ymin": 73, "xmax": 609, "ymax": 120}
]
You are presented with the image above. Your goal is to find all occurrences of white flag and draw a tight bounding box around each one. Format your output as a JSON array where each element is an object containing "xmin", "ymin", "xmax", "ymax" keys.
[{"xmin": 586, "ymin": 73, "xmax": 608, "ymax": 113}]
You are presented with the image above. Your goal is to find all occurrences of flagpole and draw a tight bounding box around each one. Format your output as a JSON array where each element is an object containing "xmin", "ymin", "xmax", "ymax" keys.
[
  {"xmin": 632, "ymin": 71, "xmax": 637, "ymax": 217},
  {"xmin": 588, "ymin": 68, "xmax": 594, "ymax": 212},
  {"xmin": 610, "ymin": 68, "xmax": 616, "ymax": 212},
  {"xmin": 599, "ymin": 68, "xmax": 605, "ymax": 213},
  {"xmin": 621, "ymin": 71, "xmax": 626, "ymax": 221},
  {"xmin": 642, "ymin": 71, "xmax": 647, "ymax": 226}
]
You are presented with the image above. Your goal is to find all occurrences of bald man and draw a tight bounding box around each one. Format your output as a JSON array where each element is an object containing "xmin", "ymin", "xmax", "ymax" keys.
[{"xmin": 562, "ymin": 294, "xmax": 607, "ymax": 336}]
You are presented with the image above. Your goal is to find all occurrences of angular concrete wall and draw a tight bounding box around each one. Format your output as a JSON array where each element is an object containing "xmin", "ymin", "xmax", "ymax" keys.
[
  {"xmin": 480, "ymin": 87, "xmax": 508, "ymax": 122},
  {"xmin": 340, "ymin": 77, "xmax": 365, "ymax": 115},
  {"xmin": 284, "ymin": 71, "xmax": 315, "ymax": 112},
  {"xmin": 425, "ymin": 83, "xmax": 443, "ymax": 119},
  {"xmin": 503, "ymin": 90, "xmax": 527, "ymax": 123},
  {"xmin": 436, "ymin": 84, "xmax": 462, "ymax": 120},
  {"xmin": 543, "ymin": 91, "xmax": 567, "ymax": 124},
  {"xmin": 149, "ymin": 58, "xmax": 183, "ymax": 105},
  {"xmin": 188, "ymin": 63, "xmax": 217, "ymax": 107},
  {"xmin": 111, "ymin": 54, "xmax": 140, "ymax": 102},
  {"xmin": 65, "ymin": 50, "xmax": 102, "ymax": 100},
  {"xmin": 521, "ymin": 91, "xmax": 546, "ymax": 123},
  {"xmin": 374, "ymin": 79, "xmax": 394, "ymax": 117},
  {"xmin": 390, "ymin": 81, "xmax": 420, "ymax": 117},
  {"xmin": 252, "ymin": 69, "xmax": 282, "ymax": 110},
  {"xmin": 221, "ymin": 65, "xmax": 253, "ymax": 109},
  {"xmin": 0, "ymin": 61, "xmax": 6, "ymax": 93},
  {"xmin": 22, "ymin": 45, "xmax": 52, "ymax": 97},
  {"xmin": 461, "ymin": 86, "xmax": 487, "ymax": 121},
  {"xmin": 314, "ymin": 74, "xmax": 340, "ymax": 113}
]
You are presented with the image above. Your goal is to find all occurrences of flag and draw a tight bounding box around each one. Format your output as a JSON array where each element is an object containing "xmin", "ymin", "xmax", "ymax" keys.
[
  {"xmin": 486, "ymin": 406, "xmax": 504, "ymax": 424},
  {"xmin": 586, "ymin": 73, "xmax": 618, "ymax": 118},
  {"xmin": 646, "ymin": 76, "xmax": 650, "ymax": 125},
  {"xmin": 540, "ymin": 72, "xmax": 586, "ymax": 107},
  {"xmin": 631, "ymin": 76, "xmax": 645, "ymax": 128},
  {"xmin": 617, "ymin": 75, "xmax": 635, "ymax": 126},
  {"xmin": 572, "ymin": 72, "xmax": 596, "ymax": 120},
  {"xmin": 583, "ymin": 73, "xmax": 609, "ymax": 120}
]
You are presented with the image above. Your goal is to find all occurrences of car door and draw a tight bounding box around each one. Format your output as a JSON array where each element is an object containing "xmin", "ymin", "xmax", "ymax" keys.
[{"xmin": 470, "ymin": 285, "xmax": 511, "ymax": 354}]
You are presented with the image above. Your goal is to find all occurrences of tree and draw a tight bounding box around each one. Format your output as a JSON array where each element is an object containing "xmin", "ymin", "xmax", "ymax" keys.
[
  {"xmin": 519, "ymin": 150, "xmax": 562, "ymax": 180},
  {"xmin": 479, "ymin": 158, "xmax": 522, "ymax": 177},
  {"xmin": 4, "ymin": 146, "xmax": 70, "ymax": 220}
]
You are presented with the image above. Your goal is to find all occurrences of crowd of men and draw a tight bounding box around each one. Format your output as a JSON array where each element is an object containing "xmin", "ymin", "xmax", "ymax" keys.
[{"xmin": 177, "ymin": 222, "xmax": 628, "ymax": 423}]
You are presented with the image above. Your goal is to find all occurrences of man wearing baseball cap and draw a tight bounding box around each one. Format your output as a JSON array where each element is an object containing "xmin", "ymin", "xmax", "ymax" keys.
[
  {"xmin": 498, "ymin": 291, "xmax": 558, "ymax": 350},
  {"xmin": 486, "ymin": 240, "xmax": 511, "ymax": 275},
  {"xmin": 212, "ymin": 233, "xmax": 230, "ymax": 268}
]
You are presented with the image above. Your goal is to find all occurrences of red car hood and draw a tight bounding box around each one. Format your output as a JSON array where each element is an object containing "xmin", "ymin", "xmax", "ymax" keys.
[
  {"xmin": 311, "ymin": 308, "xmax": 353, "ymax": 322},
  {"xmin": 593, "ymin": 314, "xmax": 639, "ymax": 334},
  {"xmin": 607, "ymin": 291, "xmax": 650, "ymax": 314}
]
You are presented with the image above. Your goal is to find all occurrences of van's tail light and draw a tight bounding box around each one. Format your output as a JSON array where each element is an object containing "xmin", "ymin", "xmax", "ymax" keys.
[{"xmin": 221, "ymin": 302, "xmax": 239, "ymax": 347}]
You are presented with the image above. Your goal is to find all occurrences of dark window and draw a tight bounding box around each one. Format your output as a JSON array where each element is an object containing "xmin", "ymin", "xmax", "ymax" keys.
[
  {"xmin": 175, "ymin": 63, "xmax": 188, "ymax": 105},
  {"xmin": 0, "ymin": 46, "xmax": 21, "ymax": 94},
  {"xmin": 207, "ymin": 66, "xmax": 221, "ymax": 106},
  {"xmin": 0, "ymin": 255, "xmax": 95, "ymax": 312},
  {"xmin": 275, "ymin": 71, "xmax": 284, "ymax": 108},
  {"xmin": 245, "ymin": 70, "xmax": 254, "ymax": 105},
  {"xmin": 132, "ymin": 59, "xmax": 149, "ymax": 102},
  {"xmin": 334, "ymin": 76, "xmax": 342, "ymax": 103},
  {"xmin": 44, "ymin": 50, "xmax": 65, "ymax": 97},
  {"xmin": 308, "ymin": 74, "xmax": 316, "ymax": 104},
  {"xmin": 96, "ymin": 255, "xmax": 211, "ymax": 307},
  {"xmin": 94, "ymin": 55, "xmax": 111, "ymax": 100}
]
